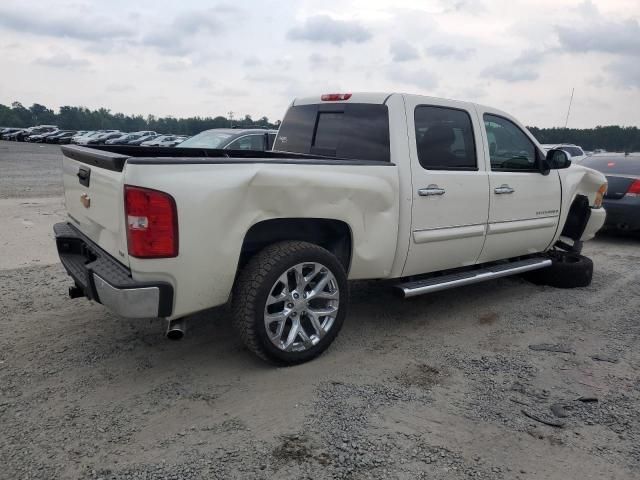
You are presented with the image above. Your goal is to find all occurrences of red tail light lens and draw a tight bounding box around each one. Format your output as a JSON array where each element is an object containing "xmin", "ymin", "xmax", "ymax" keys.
[
  {"xmin": 321, "ymin": 93, "xmax": 352, "ymax": 101},
  {"xmin": 124, "ymin": 185, "xmax": 178, "ymax": 258},
  {"xmin": 627, "ymin": 179, "xmax": 640, "ymax": 197}
]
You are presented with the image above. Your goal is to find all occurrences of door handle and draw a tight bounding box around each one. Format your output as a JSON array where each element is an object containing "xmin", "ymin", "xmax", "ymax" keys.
[
  {"xmin": 494, "ymin": 184, "xmax": 515, "ymax": 194},
  {"xmin": 418, "ymin": 185, "xmax": 445, "ymax": 196}
]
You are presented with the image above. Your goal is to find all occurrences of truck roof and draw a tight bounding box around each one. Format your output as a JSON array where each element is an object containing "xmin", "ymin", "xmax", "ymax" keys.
[{"xmin": 292, "ymin": 92, "xmax": 511, "ymax": 118}]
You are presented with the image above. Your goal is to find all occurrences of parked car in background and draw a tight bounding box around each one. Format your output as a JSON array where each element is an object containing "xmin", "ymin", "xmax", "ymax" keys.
[
  {"xmin": 580, "ymin": 153, "xmax": 640, "ymax": 232},
  {"xmin": 46, "ymin": 131, "xmax": 77, "ymax": 144},
  {"xmin": 71, "ymin": 131, "xmax": 98, "ymax": 144},
  {"xmin": 128, "ymin": 134, "xmax": 158, "ymax": 145},
  {"xmin": 105, "ymin": 133, "xmax": 143, "ymax": 145},
  {"xmin": 178, "ymin": 128, "xmax": 277, "ymax": 150},
  {"xmin": 16, "ymin": 125, "xmax": 58, "ymax": 142},
  {"xmin": 0, "ymin": 127, "xmax": 22, "ymax": 139},
  {"xmin": 140, "ymin": 135, "xmax": 185, "ymax": 147},
  {"xmin": 76, "ymin": 130, "xmax": 120, "ymax": 145},
  {"xmin": 541, "ymin": 144, "xmax": 587, "ymax": 163},
  {"xmin": 86, "ymin": 131, "xmax": 123, "ymax": 145},
  {"xmin": 26, "ymin": 129, "xmax": 61, "ymax": 143}
]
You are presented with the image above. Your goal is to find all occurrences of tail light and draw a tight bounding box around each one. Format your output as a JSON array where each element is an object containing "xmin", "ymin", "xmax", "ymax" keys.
[
  {"xmin": 124, "ymin": 185, "xmax": 178, "ymax": 258},
  {"xmin": 321, "ymin": 93, "xmax": 352, "ymax": 101},
  {"xmin": 626, "ymin": 179, "xmax": 640, "ymax": 197}
]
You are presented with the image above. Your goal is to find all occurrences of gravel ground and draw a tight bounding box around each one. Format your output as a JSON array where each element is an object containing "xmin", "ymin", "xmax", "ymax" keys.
[{"xmin": 1, "ymin": 141, "xmax": 639, "ymax": 479}]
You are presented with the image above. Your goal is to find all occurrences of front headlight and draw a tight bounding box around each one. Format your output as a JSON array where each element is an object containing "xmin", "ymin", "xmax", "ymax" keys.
[{"xmin": 594, "ymin": 183, "xmax": 607, "ymax": 208}]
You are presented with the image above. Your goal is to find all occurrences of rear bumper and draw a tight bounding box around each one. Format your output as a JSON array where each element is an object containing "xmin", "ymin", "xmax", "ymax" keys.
[
  {"xmin": 54, "ymin": 222, "xmax": 173, "ymax": 318},
  {"xmin": 603, "ymin": 197, "xmax": 640, "ymax": 230}
]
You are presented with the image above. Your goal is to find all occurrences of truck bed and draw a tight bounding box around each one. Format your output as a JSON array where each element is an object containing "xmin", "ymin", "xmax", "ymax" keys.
[{"xmin": 61, "ymin": 145, "xmax": 393, "ymax": 172}]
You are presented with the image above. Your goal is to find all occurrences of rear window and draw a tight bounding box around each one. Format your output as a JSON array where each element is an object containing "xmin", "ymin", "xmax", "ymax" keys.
[
  {"xmin": 274, "ymin": 103, "xmax": 390, "ymax": 162},
  {"xmin": 580, "ymin": 155, "xmax": 640, "ymax": 175}
]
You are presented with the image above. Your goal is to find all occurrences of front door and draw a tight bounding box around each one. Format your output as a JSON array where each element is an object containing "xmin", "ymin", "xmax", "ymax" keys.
[
  {"xmin": 402, "ymin": 97, "xmax": 490, "ymax": 277},
  {"xmin": 477, "ymin": 111, "xmax": 561, "ymax": 262}
]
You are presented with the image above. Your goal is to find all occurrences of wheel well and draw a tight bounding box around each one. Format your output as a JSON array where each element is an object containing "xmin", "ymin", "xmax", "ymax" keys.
[
  {"xmin": 239, "ymin": 218, "xmax": 353, "ymax": 273},
  {"xmin": 561, "ymin": 194, "xmax": 591, "ymax": 241}
]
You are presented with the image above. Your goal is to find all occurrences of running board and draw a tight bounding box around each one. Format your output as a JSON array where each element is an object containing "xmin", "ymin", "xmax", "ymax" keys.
[{"xmin": 396, "ymin": 257, "xmax": 552, "ymax": 298}]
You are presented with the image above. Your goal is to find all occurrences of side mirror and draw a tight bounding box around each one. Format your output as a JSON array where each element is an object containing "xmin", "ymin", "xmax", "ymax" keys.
[{"xmin": 546, "ymin": 148, "xmax": 572, "ymax": 170}]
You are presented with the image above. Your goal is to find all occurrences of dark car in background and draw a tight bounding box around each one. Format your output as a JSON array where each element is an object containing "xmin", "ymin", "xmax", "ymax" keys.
[
  {"xmin": 0, "ymin": 127, "xmax": 22, "ymax": 139},
  {"xmin": 16, "ymin": 125, "xmax": 58, "ymax": 142},
  {"xmin": 581, "ymin": 153, "xmax": 640, "ymax": 232},
  {"xmin": 46, "ymin": 131, "xmax": 77, "ymax": 144},
  {"xmin": 178, "ymin": 128, "xmax": 277, "ymax": 150}
]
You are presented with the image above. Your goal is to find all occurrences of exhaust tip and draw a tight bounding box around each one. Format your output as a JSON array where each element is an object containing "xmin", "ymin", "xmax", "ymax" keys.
[{"xmin": 166, "ymin": 319, "xmax": 186, "ymax": 340}]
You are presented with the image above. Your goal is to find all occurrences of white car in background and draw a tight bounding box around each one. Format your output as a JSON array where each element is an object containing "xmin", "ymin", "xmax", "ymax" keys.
[
  {"xmin": 140, "ymin": 135, "xmax": 186, "ymax": 147},
  {"xmin": 541, "ymin": 144, "xmax": 587, "ymax": 163}
]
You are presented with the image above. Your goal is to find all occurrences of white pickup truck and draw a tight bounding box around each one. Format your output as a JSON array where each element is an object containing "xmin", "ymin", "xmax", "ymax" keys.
[{"xmin": 55, "ymin": 92, "xmax": 607, "ymax": 364}]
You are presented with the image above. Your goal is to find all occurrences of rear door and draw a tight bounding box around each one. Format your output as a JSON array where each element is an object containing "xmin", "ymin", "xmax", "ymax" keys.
[
  {"xmin": 402, "ymin": 96, "xmax": 490, "ymax": 276},
  {"xmin": 477, "ymin": 110, "xmax": 561, "ymax": 262},
  {"xmin": 62, "ymin": 147, "xmax": 129, "ymax": 266}
]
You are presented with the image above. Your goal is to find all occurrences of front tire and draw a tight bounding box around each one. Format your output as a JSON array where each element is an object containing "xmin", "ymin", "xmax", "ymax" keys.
[
  {"xmin": 232, "ymin": 241, "xmax": 348, "ymax": 365},
  {"xmin": 524, "ymin": 251, "xmax": 593, "ymax": 288}
]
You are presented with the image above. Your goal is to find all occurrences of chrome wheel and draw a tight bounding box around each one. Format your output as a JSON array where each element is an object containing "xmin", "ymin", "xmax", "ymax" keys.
[{"xmin": 263, "ymin": 262, "xmax": 340, "ymax": 352}]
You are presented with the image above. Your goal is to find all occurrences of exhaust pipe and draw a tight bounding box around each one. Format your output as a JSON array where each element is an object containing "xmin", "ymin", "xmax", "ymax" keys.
[{"xmin": 166, "ymin": 318, "xmax": 186, "ymax": 340}]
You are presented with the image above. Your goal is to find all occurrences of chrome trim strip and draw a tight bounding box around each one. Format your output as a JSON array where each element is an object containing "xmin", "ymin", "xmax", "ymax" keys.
[
  {"xmin": 93, "ymin": 274, "xmax": 160, "ymax": 318},
  {"xmin": 413, "ymin": 224, "xmax": 486, "ymax": 244},
  {"xmin": 400, "ymin": 259, "xmax": 552, "ymax": 297},
  {"xmin": 487, "ymin": 216, "xmax": 558, "ymax": 235}
]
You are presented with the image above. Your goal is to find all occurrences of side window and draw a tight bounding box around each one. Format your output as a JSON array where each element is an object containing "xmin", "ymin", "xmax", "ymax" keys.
[
  {"xmin": 226, "ymin": 135, "xmax": 265, "ymax": 151},
  {"xmin": 483, "ymin": 114, "xmax": 538, "ymax": 171},
  {"xmin": 414, "ymin": 106, "xmax": 477, "ymax": 170}
]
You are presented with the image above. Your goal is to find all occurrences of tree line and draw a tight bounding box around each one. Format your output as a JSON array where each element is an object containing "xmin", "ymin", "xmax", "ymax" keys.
[
  {"xmin": 1, "ymin": 101, "xmax": 639, "ymax": 151},
  {"xmin": 528, "ymin": 126, "xmax": 640, "ymax": 153},
  {"xmin": 0, "ymin": 102, "xmax": 279, "ymax": 136}
]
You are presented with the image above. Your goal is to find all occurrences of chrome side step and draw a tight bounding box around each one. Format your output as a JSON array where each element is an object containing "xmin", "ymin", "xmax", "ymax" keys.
[{"xmin": 396, "ymin": 257, "xmax": 552, "ymax": 298}]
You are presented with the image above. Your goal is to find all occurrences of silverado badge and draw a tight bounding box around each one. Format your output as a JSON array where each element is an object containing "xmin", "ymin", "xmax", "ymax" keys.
[{"xmin": 80, "ymin": 193, "xmax": 91, "ymax": 208}]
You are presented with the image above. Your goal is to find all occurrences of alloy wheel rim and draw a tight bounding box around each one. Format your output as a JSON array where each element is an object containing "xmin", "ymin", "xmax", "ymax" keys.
[{"xmin": 263, "ymin": 262, "xmax": 340, "ymax": 352}]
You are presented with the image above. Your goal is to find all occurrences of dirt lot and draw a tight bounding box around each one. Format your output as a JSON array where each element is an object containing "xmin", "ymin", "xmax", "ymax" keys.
[{"xmin": 1, "ymin": 141, "xmax": 638, "ymax": 480}]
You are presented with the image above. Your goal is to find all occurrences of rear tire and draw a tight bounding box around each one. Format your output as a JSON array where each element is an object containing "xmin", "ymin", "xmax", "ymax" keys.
[
  {"xmin": 524, "ymin": 251, "xmax": 593, "ymax": 288},
  {"xmin": 232, "ymin": 241, "xmax": 348, "ymax": 365}
]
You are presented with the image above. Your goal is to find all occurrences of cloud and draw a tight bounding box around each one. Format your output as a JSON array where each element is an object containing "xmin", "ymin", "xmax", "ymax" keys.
[
  {"xmin": 243, "ymin": 56, "xmax": 262, "ymax": 67},
  {"xmin": 0, "ymin": 8, "xmax": 134, "ymax": 42},
  {"xmin": 388, "ymin": 66, "xmax": 438, "ymax": 91},
  {"xmin": 482, "ymin": 49, "xmax": 545, "ymax": 82},
  {"xmin": 106, "ymin": 83, "xmax": 136, "ymax": 93},
  {"xmin": 287, "ymin": 15, "xmax": 372, "ymax": 45},
  {"xmin": 34, "ymin": 53, "xmax": 91, "ymax": 69},
  {"xmin": 141, "ymin": 6, "xmax": 236, "ymax": 55},
  {"xmin": 157, "ymin": 59, "xmax": 193, "ymax": 71},
  {"xmin": 390, "ymin": 40, "xmax": 420, "ymax": 62},
  {"xmin": 440, "ymin": 0, "xmax": 486, "ymax": 14},
  {"xmin": 195, "ymin": 77, "xmax": 214, "ymax": 89},
  {"xmin": 556, "ymin": 18, "xmax": 640, "ymax": 57},
  {"xmin": 606, "ymin": 60, "xmax": 640, "ymax": 89},
  {"xmin": 308, "ymin": 53, "xmax": 345, "ymax": 71},
  {"xmin": 426, "ymin": 44, "xmax": 474, "ymax": 60}
]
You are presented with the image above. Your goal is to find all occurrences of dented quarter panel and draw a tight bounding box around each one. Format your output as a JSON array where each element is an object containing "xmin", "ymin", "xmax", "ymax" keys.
[{"xmin": 123, "ymin": 161, "xmax": 400, "ymax": 319}]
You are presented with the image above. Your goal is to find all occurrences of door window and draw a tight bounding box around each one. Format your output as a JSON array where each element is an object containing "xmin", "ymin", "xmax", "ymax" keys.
[
  {"xmin": 226, "ymin": 135, "xmax": 265, "ymax": 150},
  {"xmin": 484, "ymin": 114, "xmax": 538, "ymax": 171},
  {"xmin": 414, "ymin": 106, "xmax": 477, "ymax": 170}
]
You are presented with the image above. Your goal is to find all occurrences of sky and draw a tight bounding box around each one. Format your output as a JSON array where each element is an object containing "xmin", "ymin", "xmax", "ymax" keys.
[{"xmin": 0, "ymin": 0, "xmax": 638, "ymax": 128}]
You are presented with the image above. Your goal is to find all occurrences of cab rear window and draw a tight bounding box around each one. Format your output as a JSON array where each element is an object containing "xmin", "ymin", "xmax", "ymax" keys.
[{"xmin": 275, "ymin": 104, "xmax": 390, "ymax": 162}]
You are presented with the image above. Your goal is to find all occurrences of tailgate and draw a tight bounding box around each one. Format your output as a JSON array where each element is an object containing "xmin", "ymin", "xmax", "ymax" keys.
[{"xmin": 61, "ymin": 145, "xmax": 130, "ymax": 266}]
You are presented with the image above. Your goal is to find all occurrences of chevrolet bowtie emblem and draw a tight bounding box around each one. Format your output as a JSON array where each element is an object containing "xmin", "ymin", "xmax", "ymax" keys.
[{"xmin": 80, "ymin": 193, "xmax": 91, "ymax": 208}]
